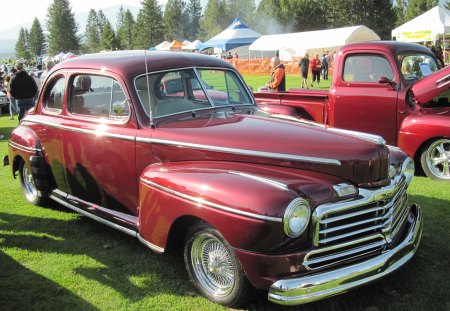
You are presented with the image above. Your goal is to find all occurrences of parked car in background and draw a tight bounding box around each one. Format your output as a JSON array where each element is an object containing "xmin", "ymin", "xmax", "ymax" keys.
[
  {"xmin": 254, "ymin": 41, "xmax": 450, "ymax": 181},
  {"xmin": 0, "ymin": 88, "xmax": 10, "ymax": 115},
  {"xmin": 5, "ymin": 51, "xmax": 422, "ymax": 307}
]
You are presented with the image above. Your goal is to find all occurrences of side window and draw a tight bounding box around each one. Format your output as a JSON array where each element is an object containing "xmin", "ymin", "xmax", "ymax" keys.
[
  {"xmin": 70, "ymin": 74, "xmax": 129, "ymax": 121},
  {"xmin": 43, "ymin": 76, "xmax": 65, "ymax": 112},
  {"xmin": 343, "ymin": 55, "xmax": 394, "ymax": 82}
]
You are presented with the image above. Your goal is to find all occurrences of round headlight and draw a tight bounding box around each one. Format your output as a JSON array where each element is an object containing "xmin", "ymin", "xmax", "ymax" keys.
[
  {"xmin": 401, "ymin": 157, "xmax": 415, "ymax": 185},
  {"xmin": 283, "ymin": 198, "xmax": 310, "ymax": 238}
]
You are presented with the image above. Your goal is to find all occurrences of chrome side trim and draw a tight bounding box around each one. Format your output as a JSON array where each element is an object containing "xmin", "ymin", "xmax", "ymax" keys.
[
  {"xmin": 327, "ymin": 127, "xmax": 386, "ymax": 146},
  {"xmin": 140, "ymin": 178, "xmax": 283, "ymax": 222},
  {"xmin": 268, "ymin": 204, "xmax": 422, "ymax": 306},
  {"xmin": 228, "ymin": 171, "xmax": 290, "ymax": 191},
  {"xmin": 137, "ymin": 234, "xmax": 165, "ymax": 253},
  {"xmin": 142, "ymin": 138, "xmax": 341, "ymax": 166},
  {"xmin": 49, "ymin": 194, "xmax": 137, "ymax": 237},
  {"xmin": 8, "ymin": 140, "xmax": 41, "ymax": 153},
  {"xmin": 25, "ymin": 119, "xmax": 136, "ymax": 142}
]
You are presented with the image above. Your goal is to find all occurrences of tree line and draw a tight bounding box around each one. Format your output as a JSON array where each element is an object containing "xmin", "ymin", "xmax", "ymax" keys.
[{"xmin": 15, "ymin": 0, "xmax": 448, "ymax": 60}]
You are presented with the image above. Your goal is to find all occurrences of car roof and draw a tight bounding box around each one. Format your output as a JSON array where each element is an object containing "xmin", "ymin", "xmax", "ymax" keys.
[
  {"xmin": 55, "ymin": 51, "xmax": 236, "ymax": 76},
  {"xmin": 340, "ymin": 40, "xmax": 435, "ymax": 56}
]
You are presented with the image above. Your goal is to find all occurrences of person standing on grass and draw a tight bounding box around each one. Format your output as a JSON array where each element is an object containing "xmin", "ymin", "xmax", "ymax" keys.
[
  {"xmin": 266, "ymin": 62, "xmax": 286, "ymax": 92},
  {"xmin": 299, "ymin": 53, "xmax": 310, "ymax": 89},
  {"xmin": 9, "ymin": 61, "xmax": 38, "ymax": 121},
  {"xmin": 4, "ymin": 75, "xmax": 18, "ymax": 120},
  {"xmin": 310, "ymin": 53, "xmax": 322, "ymax": 88}
]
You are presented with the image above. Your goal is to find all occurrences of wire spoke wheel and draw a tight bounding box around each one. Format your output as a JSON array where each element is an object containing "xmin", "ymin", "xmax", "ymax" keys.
[
  {"xmin": 191, "ymin": 233, "xmax": 235, "ymax": 297},
  {"xmin": 21, "ymin": 163, "xmax": 38, "ymax": 202}
]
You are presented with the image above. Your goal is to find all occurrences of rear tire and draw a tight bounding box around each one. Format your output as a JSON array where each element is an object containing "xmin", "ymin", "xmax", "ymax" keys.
[
  {"xmin": 184, "ymin": 222, "xmax": 251, "ymax": 307},
  {"xmin": 19, "ymin": 160, "xmax": 46, "ymax": 206},
  {"xmin": 420, "ymin": 139, "xmax": 450, "ymax": 181}
]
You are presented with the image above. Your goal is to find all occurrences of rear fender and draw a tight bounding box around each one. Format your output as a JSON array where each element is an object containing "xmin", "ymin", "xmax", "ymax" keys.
[
  {"xmin": 138, "ymin": 161, "xmax": 301, "ymax": 252},
  {"xmin": 8, "ymin": 126, "xmax": 43, "ymax": 176}
]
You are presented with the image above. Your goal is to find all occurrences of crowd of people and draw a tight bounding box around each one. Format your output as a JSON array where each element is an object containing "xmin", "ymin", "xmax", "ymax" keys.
[
  {"xmin": 265, "ymin": 49, "xmax": 336, "ymax": 91},
  {"xmin": 1, "ymin": 59, "xmax": 54, "ymax": 121}
]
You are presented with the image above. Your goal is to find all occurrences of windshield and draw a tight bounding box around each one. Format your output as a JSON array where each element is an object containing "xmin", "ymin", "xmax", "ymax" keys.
[
  {"xmin": 135, "ymin": 68, "xmax": 253, "ymax": 118},
  {"xmin": 400, "ymin": 53, "xmax": 439, "ymax": 84}
]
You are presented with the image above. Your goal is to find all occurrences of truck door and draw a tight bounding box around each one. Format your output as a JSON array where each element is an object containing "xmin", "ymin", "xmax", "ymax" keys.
[{"xmin": 332, "ymin": 54, "xmax": 399, "ymax": 145}]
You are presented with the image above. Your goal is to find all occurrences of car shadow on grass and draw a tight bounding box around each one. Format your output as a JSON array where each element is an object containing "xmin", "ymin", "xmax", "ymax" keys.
[
  {"xmin": 0, "ymin": 210, "xmax": 193, "ymax": 306},
  {"xmin": 0, "ymin": 250, "xmax": 99, "ymax": 311}
]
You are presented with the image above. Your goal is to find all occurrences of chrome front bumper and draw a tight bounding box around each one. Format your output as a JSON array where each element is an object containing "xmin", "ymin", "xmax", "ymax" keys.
[{"xmin": 268, "ymin": 204, "xmax": 422, "ymax": 305}]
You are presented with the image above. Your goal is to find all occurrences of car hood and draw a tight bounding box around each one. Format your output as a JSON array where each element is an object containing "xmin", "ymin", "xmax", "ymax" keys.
[
  {"xmin": 150, "ymin": 113, "xmax": 390, "ymax": 187},
  {"xmin": 411, "ymin": 65, "xmax": 450, "ymax": 105}
]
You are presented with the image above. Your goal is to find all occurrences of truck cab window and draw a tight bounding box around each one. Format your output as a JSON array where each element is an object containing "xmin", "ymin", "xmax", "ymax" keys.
[{"xmin": 343, "ymin": 55, "xmax": 393, "ymax": 83}]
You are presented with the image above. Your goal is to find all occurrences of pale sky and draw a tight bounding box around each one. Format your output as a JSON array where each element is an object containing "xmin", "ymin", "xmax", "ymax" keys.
[{"xmin": 0, "ymin": 0, "xmax": 168, "ymax": 33}]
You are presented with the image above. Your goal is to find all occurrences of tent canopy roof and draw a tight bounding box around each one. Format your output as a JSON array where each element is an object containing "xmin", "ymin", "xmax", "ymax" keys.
[
  {"xmin": 392, "ymin": 6, "xmax": 450, "ymax": 42},
  {"xmin": 249, "ymin": 25, "xmax": 379, "ymax": 57},
  {"xmin": 198, "ymin": 18, "xmax": 261, "ymax": 52}
]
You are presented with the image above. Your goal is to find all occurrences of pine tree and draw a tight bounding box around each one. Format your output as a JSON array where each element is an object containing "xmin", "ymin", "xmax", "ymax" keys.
[
  {"xmin": 200, "ymin": 0, "xmax": 228, "ymax": 40},
  {"xmin": 85, "ymin": 9, "xmax": 101, "ymax": 53},
  {"xmin": 46, "ymin": 0, "xmax": 80, "ymax": 55},
  {"xmin": 225, "ymin": 0, "xmax": 256, "ymax": 26},
  {"xmin": 164, "ymin": 0, "xmax": 186, "ymax": 40},
  {"xmin": 101, "ymin": 20, "xmax": 116, "ymax": 50},
  {"xmin": 405, "ymin": 0, "xmax": 438, "ymax": 21},
  {"xmin": 28, "ymin": 17, "xmax": 46, "ymax": 57},
  {"xmin": 15, "ymin": 27, "xmax": 30, "ymax": 60},
  {"xmin": 97, "ymin": 9, "xmax": 108, "ymax": 42},
  {"xmin": 116, "ymin": 6, "xmax": 126, "ymax": 49},
  {"xmin": 395, "ymin": 0, "xmax": 408, "ymax": 26},
  {"xmin": 134, "ymin": 0, "xmax": 165, "ymax": 49},
  {"xmin": 185, "ymin": 0, "xmax": 202, "ymax": 41},
  {"xmin": 118, "ymin": 9, "xmax": 135, "ymax": 50},
  {"xmin": 255, "ymin": 0, "xmax": 284, "ymax": 33}
]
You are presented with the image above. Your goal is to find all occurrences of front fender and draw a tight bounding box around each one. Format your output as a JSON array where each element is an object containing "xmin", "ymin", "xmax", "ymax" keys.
[
  {"xmin": 398, "ymin": 113, "xmax": 450, "ymax": 158},
  {"xmin": 138, "ymin": 161, "xmax": 345, "ymax": 253}
]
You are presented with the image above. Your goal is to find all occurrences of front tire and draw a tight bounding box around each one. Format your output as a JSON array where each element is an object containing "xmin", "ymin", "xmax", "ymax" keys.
[
  {"xmin": 420, "ymin": 139, "xmax": 450, "ymax": 181},
  {"xmin": 19, "ymin": 160, "xmax": 45, "ymax": 206},
  {"xmin": 184, "ymin": 222, "xmax": 251, "ymax": 307}
]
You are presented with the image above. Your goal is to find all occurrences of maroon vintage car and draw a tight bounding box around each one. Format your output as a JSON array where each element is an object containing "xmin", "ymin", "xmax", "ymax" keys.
[{"xmin": 5, "ymin": 51, "xmax": 422, "ymax": 307}]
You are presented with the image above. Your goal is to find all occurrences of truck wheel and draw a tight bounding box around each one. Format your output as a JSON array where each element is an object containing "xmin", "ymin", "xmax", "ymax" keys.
[
  {"xmin": 184, "ymin": 222, "xmax": 251, "ymax": 307},
  {"xmin": 19, "ymin": 160, "xmax": 45, "ymax": 206},
  {"xmin": 420, "ymin": 139, "xmax": 450, "ymax": 181}
]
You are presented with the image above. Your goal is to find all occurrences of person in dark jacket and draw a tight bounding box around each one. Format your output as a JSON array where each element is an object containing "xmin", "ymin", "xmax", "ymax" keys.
[{"xmin": 9, "ymin": 61, "xmax": 38, "ymax": 121}]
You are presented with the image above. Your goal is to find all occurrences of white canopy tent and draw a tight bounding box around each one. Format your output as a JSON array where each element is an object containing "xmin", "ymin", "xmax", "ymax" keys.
[
  {"xmin": 182, "ymin": 40, "xmax": 203, "ymax": 51},
  {"xmin": 391, "ymin": 6, "xmax": 450, "ymax": 43},
  {"xmin": 155, "ymin": 41, "xmax": 171, "ymax": 51},
  {"xmin": 249, "ymin": 25, "xmax": 380, "ymax": 61}
]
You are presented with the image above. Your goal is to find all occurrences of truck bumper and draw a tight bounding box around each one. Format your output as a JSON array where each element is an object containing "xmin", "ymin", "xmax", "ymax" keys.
[{"xmin": 268, "ymin": 203, "xmax": 422, "ymax": 305}]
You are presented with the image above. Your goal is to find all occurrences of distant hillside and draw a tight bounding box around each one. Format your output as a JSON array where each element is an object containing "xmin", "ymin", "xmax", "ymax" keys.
[{"xmin": 0, "ymin": 4, "xmax": 139, "ymax": 58}]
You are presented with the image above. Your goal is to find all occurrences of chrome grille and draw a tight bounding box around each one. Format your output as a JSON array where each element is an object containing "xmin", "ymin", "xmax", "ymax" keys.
[{"xmin": 305, "ymin": 178, "xmax": 409, "ymax": 270}]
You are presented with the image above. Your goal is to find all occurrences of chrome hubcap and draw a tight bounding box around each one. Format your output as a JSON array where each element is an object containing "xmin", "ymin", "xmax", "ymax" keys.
[
  {"xmin": 191, "ymin": 233, "xmax": 235, "ymax": 297},
  {"xmin": 427, "ymin": 139, "xmax": 450, "ymax": 180},
  {"xmin": 22, "ymin": 166, "xmax": 38, "ymax": 200}
]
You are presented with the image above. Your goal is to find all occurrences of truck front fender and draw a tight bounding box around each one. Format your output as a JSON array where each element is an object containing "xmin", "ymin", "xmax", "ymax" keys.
[
  {"xmin": 8, "ymin": 125, "xmax": 43, "ymax": 175},
  {"xmin": 398, "ymin": 114, "xmax": 450, "ymax": 158}
]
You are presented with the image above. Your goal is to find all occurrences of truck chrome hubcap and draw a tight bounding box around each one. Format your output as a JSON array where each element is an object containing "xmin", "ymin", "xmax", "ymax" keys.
[
  {"xmin": 427, "ymin": 139, "xmax": 450, "ymax": 180},
  {"xmin": 191, "ymin": 233, "xmax": 235, "ymax": 297},
  {"xmin": 22, "ymin": 166, "xmax": 38, "ymax": 201}
]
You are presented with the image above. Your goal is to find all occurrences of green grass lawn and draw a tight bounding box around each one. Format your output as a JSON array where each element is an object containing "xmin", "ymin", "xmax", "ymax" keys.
[{"xmin": 1, "ymin": 106, "xmax": 449, "ymax": 310}]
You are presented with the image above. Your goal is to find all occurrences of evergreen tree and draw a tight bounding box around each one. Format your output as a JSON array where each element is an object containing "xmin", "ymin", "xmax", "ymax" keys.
[
  {"xmin": 446, "ymin": 0, "xmax": 450, "ymax": 10},
  {"xmin": 85, "ymin": 9, "xmax": 101, "ymax": 53},
  {"xmin": 46, "ymin": 0, "xmax": 80, "ymax": 55},
  {"xmin": 116, "ymin": 6, "xmax": 126, "ymax": 49},
  {"xmin": 28, "ymin": 17, "xmax": 46, "ymax": 57},
  {"xmin": 15, "ymin": 27, "xmax": 30, "ymax": 60},
  {"xmin": 225, "ymin": 0, "xmax": 256, "ymax": 26},
  {"xmin": 101, "ymin": 20, "xmax": 116, "ymax": 50},
  {"xmin": 185, "ymin": 0, "xmax": 202, "ymax": 41},
  {"xmin": 290, "ymin": 0, "xmax": 327, "ymax": 32},
  {"xmin": 200, "ymin": 0, "xmax": 228, "ymax": 40},
  {"xmin": 134, "ymin": 0, "xmax": 165, "ymax": 49},
  {"xmin": 395, "ymin": 0, "xmax": 408, "ymax": 26},
  {"xmin": 118, "ymin": 9, "xmax": 135, "ymax": 50},
  {"xmin": 164, "ymin": 0, "xmax": 186, "ymax": 40},
  {"xmin": 405, "ymin": 0, "xmax": 438, "ymax": 21},
  {"xmin": 256, "ymin": 0, "xmax": 285, "ymax": 33}
]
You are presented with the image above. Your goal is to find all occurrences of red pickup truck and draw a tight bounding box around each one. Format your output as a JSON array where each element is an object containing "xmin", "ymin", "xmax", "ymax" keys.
[{"xmin": 254, "ymin": 41, "xmax": 450, "ymax": 181}]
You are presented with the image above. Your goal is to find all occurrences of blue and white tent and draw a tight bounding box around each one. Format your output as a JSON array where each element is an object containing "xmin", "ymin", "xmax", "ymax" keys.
[{"xmin": 198, "ymin": 18, "xmax": 261, "ymax": 52}]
